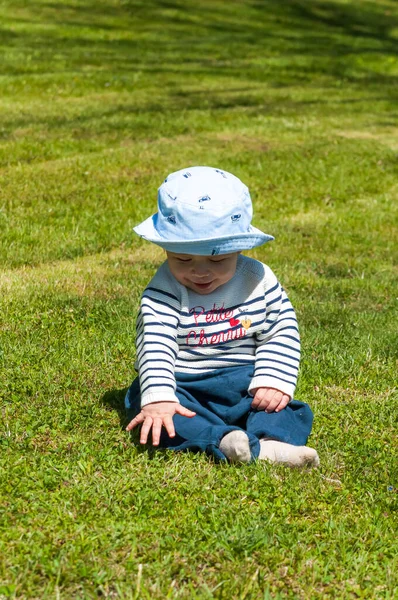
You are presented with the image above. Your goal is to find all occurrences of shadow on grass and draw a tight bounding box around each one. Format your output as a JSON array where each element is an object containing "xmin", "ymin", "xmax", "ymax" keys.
[
  {"xmin": 2, "ymin": 0, "xmax": 398, "ymax": 89},
  {"xmin": 2, "ymin": 0, "xmax": 398, "ymax": 142},
  {"xmin": 101, "ymin": 387, "xmax": 128, "ymax": 429},
  {"xmin": 100, "ymin": 386, "xmax": 218, "ymax": 462},
  {"xmin": 18, "ymin": 0, "xmax": 398, "ymax": 50},
  {"xmin": 100, "ymin": 386, "xmax": 159, "ymax": 457}
]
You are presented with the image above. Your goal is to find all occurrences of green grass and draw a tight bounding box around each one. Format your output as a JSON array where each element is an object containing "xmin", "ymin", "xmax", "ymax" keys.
[{"xmin": 0, "ymin": 0, "xmax": 397, "ymax": 598}]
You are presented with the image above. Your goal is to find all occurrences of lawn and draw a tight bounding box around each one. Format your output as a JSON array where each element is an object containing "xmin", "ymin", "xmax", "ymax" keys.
[{"xmin": 0, "ymin": 0, "xmax": 397, "ymax": 598}]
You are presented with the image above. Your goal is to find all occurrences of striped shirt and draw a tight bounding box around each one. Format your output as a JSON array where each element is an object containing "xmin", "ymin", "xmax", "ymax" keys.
[{"xmin": 136, "ymin": 254, "xmax": 300, "ymax": 407}]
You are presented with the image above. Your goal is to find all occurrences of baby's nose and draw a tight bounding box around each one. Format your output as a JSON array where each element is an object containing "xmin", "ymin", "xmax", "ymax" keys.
[{"xmin": 192, "ymin": 264, "xmax": 209, "ymax": 276}]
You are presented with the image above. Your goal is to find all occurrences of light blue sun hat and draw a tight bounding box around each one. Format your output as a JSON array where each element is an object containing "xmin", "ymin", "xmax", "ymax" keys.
[{"xmin": 133, "ymin": 166, "xmax": 274, "ymax": 255}]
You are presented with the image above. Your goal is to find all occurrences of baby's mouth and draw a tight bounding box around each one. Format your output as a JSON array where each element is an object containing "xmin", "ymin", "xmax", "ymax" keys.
[{"xmin": 192, "ymin": 281, "xmax": 213, "ymax": 288}]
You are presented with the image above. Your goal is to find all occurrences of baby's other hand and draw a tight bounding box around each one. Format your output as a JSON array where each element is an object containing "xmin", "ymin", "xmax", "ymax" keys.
[
  {"xmin": 251, "ymin": 387, "xmax": 290, "ymax": 413},
  {"xmin": 126, "ymin": 402, "xmax": 196, "ymax": 446}
]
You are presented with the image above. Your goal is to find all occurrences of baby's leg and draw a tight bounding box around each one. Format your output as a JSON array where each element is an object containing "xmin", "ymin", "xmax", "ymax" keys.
[
  {"xmin": 219, "ymin": 431, "xmax": 319, "ymax": 466},
  {"xmin": 125, "ymin": 375, "xmax": 258, "ymax": 461},
  {"xmin": 163, "ymin": 371, "xmax": 260, "ymax": 461},
  {"xmin": 219, "ymin": 430, "xmax": 251, "ymax": 463},
  {"xmin": 245, "ymin": 399, "xmax": 320, "ymax": 467},
  {"xmin": 259, "ymin": 439, "xmax": 319, "ymax": 467}
]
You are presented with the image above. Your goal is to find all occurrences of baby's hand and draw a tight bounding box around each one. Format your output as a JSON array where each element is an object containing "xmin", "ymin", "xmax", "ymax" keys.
[
  {"xmin": 126, "ymin": 402, "xmax": 196, "ymax": 446},
  {"xmin": 251, "ymin": 387, "xmax": 290, "ymax": 413}
]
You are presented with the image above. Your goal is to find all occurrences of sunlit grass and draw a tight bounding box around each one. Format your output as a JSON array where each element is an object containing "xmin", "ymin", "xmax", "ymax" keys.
[{"xmin": 0, "ymin": 0, "xmax": 397, "ymax": 598}]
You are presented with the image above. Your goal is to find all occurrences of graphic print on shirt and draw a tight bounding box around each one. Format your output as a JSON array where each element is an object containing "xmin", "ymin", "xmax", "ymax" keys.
[
  {"xmin": 185, "ymin": 302, "xmax": 248, "ymax": 347},
  {"xmin": 238, "ymin": 307, "xmax": 252, "ymax": 330},
  {"xmin": 135, "ymin": 256, "xmax": 302, "ymax": 406}
]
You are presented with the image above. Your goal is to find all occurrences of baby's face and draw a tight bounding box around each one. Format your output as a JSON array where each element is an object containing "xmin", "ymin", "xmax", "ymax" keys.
[{"xmin": 166, "ymin": 251, "xmax": 239, "ymax": 295}]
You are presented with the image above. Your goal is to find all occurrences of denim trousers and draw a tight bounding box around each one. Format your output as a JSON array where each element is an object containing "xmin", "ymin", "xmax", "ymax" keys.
[{"xmin": 125, "ymin": 364, "xmax": 313, "ymax": 461}]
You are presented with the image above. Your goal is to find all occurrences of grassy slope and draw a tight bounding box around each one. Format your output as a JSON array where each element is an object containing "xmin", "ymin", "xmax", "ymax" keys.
[{"xmin": 0, "ymin": 0, "xmax": 397, "ymax": 598}]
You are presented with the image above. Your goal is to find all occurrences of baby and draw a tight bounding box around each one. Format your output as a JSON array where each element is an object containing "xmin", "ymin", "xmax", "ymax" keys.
[{"xmin": 125, "ymin": 166, "xmax": 319, "ymax": 466}]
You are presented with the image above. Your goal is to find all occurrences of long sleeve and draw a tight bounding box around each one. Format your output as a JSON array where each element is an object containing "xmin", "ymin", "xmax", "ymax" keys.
[
  {"xmin": 248, "ymin": 273, "xmax": 300, "ymax": 399},
  {"xmin": 135, "ymin": 256, "xmax": 301, "ymax": 405},
  {"xmin": 136, "ymin": 285, "xmax": 181, "ymax": 407}
]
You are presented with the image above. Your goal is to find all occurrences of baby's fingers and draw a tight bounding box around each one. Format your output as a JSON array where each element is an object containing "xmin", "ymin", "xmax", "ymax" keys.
[
  {"xmin": 275, "ymin": 394, "xmax": 290, "ymax": 413},
  {"xmin": 151, "ymin": 417, "xmax": 163, "ymax": 446},
  {"xmin": 251, "ymin": 389, "xmax": 272, "ymax": 410},
  {"xmin": 175, "ymin": 405, "xmax": 196, "ymax": 418},
  {"xmin": 163, "ymin": 414, "xmax": 176, "ymax": 439},
  {"xmin": 140, "ymin": 416, "xmax": 153, "ymax": 444},
  {"xmin": 126, "ymin": 412, "xmax": 145, "ymax": 432}
]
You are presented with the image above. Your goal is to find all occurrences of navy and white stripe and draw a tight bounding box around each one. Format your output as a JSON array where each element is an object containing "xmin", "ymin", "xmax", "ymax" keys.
[{"xmin": 136, "ymin": 255, "xmax": 300, "ymax": 406}]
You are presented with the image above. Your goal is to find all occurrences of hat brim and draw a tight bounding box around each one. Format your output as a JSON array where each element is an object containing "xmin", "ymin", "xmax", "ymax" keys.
[{"xmin": 134, "ymin": 215, "xmax": 274, "ymax": 255}]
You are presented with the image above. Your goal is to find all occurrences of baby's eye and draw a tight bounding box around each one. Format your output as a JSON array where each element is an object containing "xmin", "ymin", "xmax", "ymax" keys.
[
  {"xmin": 177, "ymin": 258, "xmax": 191, "ymax": 263},
  {"xmin": 210, "ymin": 258, "xmax": 225, "ymax": 263}
]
